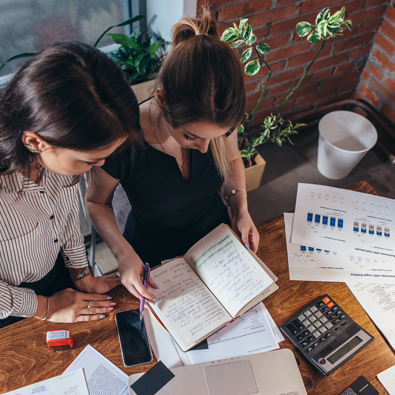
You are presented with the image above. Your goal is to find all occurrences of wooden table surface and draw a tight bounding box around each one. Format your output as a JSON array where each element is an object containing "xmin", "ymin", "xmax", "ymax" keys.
[{"xmin": 1, "ymin": 180, "xmax": 394, "ymax": 394}]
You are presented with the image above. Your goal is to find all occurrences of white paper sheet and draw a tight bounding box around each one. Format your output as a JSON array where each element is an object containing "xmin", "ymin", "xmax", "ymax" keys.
[
  {"xmin": 284, "ymin": 213, "xmax": 395, "ymax": 283},
  {"xmin": 64, "ymin": 345, "xmax": 129, "ymax": 395},
  {"xmin": 144, "ymin": 303, "xmax": 281, "ymax": 367},
  {"xmin": 292, "ymin": 184, "xmax": 395, "ymax": 264},
  {"xmin": 4, "ymin": 368, "xmax": 89, "ymax": 395},
  {"xmin": 347, "ymin": 282, "xmax": 395, "ymax": 351},
  {"xmin": 378, "ymin": 364, "xmax": 395, "ymax": 394},
  {"xmin": 186, "ymin": 303, "xmax": 279, "ymax": 364}
]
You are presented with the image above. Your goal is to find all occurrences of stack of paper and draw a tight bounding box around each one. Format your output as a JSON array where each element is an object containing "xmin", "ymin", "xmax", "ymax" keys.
[
  {"xmin": 144, "ymin": 302, "xmax": 284, "ymax": 368},
  {"xmin": 285, "ymin": 184, "xmax": 395, "ymax": 284}
]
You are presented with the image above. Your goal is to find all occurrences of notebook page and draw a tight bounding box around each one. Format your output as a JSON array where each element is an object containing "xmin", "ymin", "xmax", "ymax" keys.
[
  {"xmin": 149, "ymin": 258, "xmax": 231, "ymax": 349},
  {"xmin": 185, "ymin": 224, "xmax": 273, "ymax": 317}
]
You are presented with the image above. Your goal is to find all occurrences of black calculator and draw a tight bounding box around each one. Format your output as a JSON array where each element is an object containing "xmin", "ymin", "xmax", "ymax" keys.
[{"xmin": 281, "ymin": 294, "xmax": 374, "ymax": 376}]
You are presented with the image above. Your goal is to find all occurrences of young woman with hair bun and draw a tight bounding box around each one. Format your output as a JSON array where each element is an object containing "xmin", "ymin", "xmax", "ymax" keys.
[
  {"xmin": 86, "ymin": 9, "xmax": 259, "ymax": 302},
  {"xmin": 0, "ymin": 41, "xmax": 142, "ymax": 327}
]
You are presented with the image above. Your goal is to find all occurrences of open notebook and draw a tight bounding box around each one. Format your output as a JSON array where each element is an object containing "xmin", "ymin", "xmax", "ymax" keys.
[{"xmin": 148, "ymin": 224, "xmax": 278, "ymax": 351}]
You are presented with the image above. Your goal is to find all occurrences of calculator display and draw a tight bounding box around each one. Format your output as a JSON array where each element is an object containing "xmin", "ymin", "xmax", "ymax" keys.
[{"xmin": 328, "ymin": 336, "xmax": 362, "ymax": 364}]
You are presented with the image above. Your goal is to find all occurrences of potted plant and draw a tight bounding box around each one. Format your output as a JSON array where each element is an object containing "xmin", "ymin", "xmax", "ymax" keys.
[
  {"xmin": 94, "ymin": 16, "xmax": 168, "ymax": 103},
  {"xmin": 221, "ymin": 7, "xmax": 352, "ymax": 191}
]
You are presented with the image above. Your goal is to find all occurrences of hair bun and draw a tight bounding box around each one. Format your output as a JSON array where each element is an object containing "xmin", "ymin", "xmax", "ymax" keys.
[{"xmin": 172, "ymin": 8, "xmax": 219, "ymax": 47}]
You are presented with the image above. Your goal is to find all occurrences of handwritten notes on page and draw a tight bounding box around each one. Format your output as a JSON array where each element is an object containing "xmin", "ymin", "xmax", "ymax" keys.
[
  {"xmin": 185, "ymin": 225, "xmax": 273, "ymax": 317},
  {"xmin": 150, "ymin": 258, "xmax": 231, "ymax": 349}
]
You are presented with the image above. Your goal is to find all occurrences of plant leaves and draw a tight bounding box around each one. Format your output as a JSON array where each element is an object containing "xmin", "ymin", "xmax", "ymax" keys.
[
  {"xmin": 240, "ymin": 47, "xmax": 253, "ymax": 63},
  {"xmin": 317, "ymin": 21, "xmax": 328, "ymax": 39},
  {"xmin": 238, "ymin": 18, "xmax": 248, "ymax": 35},
  {"xmin": 231, "ymin": 39, "xmax": 245, "ymax": 48},
  {"xmin": 244, "ymin": 59, "xmax": 260, "ymax": 75},
  {"xmin": 149, "ymin": 41, "xmax": 160, "ymax": 58},
  {"xmin": 307, "ymin": 29, "xmax": 320, "ymax": 43},
  {"xmin": 107, "ymin": 33, "xmax": 140, "ymax": 51},
  {"xmin": 316, "ymin": 7, "xmax": 330, "ymax": 25},
  {"xmin": 344, "ymin": 20, "xmax": 352, "ymax": 31},
  {"xmin": 246, "ymin": 34, "xmax": 257, "ymax": 46},
  {"xmin": 0, "ymin": 52, "xmax": 35, "ymax": 72},
  {"xmin": 256, "ymin": 43, "xmax": 270, "ymax": 54},
  {"xmin": 94, "ymin": 15, "xmax": 145, "ymax": 48},
  {"xmin": 237, "ymin": 124, "xmax": 245, "ymax": 134},
  {"xmin": 242, "ymin": 23, "xmax": 252, "ymax": 41},
  {"xmin": 221, "ymin": 28, "xmax": 239, "ymax": 42},
  {"xmin": 296, "ymin": 21, "xmax": 312, "ymax": 37}
]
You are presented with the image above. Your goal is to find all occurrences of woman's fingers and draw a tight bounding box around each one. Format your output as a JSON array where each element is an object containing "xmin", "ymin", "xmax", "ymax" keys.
[
  {"xmin": 75, "ymin": 314, "xmax": 107, "ymax": 322},
  {"xmin": 80, "ymin": 306, "xmax": 114, "ymax": 315}
]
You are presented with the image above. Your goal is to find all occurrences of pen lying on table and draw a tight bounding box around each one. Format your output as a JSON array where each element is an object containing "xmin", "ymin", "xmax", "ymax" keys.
[{"xmin": 140, "ymin": 262, "xmax": 150, "ymax": 321}]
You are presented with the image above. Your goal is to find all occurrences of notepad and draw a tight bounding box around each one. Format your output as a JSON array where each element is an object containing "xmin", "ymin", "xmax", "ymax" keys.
[{"xmin": 148, "ymin": 224, "xmax": 278, "ymax": 351}]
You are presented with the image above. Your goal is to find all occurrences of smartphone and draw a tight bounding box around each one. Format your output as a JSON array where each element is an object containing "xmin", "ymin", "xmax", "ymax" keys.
[{"xmin": 115, "ymin": 309, "xmax": 153, "ymax": 367}]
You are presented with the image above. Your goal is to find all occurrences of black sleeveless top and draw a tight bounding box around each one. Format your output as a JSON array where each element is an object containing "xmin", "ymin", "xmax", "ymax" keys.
[{"xmin": 101, "ymin": 142, "xmax": 231, "ymax": 266}]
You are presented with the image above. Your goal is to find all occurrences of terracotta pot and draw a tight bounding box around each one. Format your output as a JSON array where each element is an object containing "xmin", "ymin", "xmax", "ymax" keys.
[
  {"xmin": 245, "ymin": 153, "xmax": 266, "ymax": 192},
  {"xmin": 131, "ymin": 79, "xmax": 156, "ymax": 104}
]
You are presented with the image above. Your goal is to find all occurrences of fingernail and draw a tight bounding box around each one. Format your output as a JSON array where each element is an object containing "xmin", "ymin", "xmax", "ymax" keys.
[
  {"xmin": 100, "ymin": 315, "xmax": 105, "ymax": 319},
  {"xmin": 152, "ymin": 302, "xmax": 156, "ymax": 305},
  {"xmin": 107, "ymin": 307, "xmax": 113, "ymax": 311},
  {"xmin": 153, "ymin": 298, "xmax": 159, "ymax": 302},
  {"xmin": 244, "ymin": 243, "xmax": 250, "ymax": 249},
  {"xmin": 155, "ymin": 283, "xmax": 160, "ymax": 289},
  {"xmin": 110, "ymin": 302, "xmax": 116, "ymax": 306},
  {"xmin": 107, "ymin": 296, "xmax": 112, "ymax": 300}
]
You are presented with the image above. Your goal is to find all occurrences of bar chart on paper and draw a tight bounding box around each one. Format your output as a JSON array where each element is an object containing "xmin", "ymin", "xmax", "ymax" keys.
[{"xmin": 292, "ymin": 184, "xmax": 395, "ymax": 264}]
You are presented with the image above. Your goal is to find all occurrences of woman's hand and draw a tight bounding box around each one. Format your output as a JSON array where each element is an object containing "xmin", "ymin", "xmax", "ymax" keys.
[
  {"xmin": 117, "ymin": 247, "xmax": 158, "ymax": 301},
  {"xmin": 70, "ymin": 266, "xmax": 121, "ymax": 294},
  {"xmin": 34, "ymin": 289, "xmax": 116, "ymax": 323}
]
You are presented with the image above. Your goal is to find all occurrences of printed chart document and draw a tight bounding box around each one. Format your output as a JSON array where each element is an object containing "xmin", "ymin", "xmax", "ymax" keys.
[
  {"xmin": 148, "ymin": 224, "xmax": 277, "ymax": 351},
  {"xmin": 4, "ymin": 368, "xmax": 89, "ymax": 395},
  {"xmin": 378, "ymin": 364, "xmax": 395, "ymax": 394},
  {"xmin": 145, "ymin": 303, "xmax": 281, "ymax": 368},
  {"xmin": 285, "ymin": 213, "xmax": 395, "ymax": 283},
  {"xmin": 347, "ymin": 282, "xmax": 395, "ymax": 350},
  {"xmin": 64, "ymin": 344, "xmax": 128, "ymax": 395},
  {"xmin": 292, "ymin": 184, "xmax": 395, "ymax": 264}
]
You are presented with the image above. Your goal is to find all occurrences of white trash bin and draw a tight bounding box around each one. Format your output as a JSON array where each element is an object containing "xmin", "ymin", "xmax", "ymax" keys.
[{"xmin": 317, "ymin": 110, "xmax": 378, "ymax": 180}]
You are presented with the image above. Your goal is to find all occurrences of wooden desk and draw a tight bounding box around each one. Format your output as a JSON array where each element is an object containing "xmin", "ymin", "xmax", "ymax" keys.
[{"xmin": 1, "ymin": 181, "xmax": 394, "ymax": 394}]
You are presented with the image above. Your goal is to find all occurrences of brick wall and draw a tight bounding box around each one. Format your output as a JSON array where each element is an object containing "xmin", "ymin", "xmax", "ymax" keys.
[
  {"xmin": 209, "ymin": 0, "xmax": 389, "ymax": 129},
  {"xmin": 354, "ymin": 2, "xmax": 395, "ymax": 125}
]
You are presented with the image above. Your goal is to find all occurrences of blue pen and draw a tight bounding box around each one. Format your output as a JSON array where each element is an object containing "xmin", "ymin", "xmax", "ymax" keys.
[{"xmin": 140, "ymin": 263, "xmax": 150, "ymax": 321}]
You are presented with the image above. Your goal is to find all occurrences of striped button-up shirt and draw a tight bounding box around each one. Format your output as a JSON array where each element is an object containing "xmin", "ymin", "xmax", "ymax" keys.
[{"xmin": 0, "ymin": 168, "xmax": 89, "ymax": 318}]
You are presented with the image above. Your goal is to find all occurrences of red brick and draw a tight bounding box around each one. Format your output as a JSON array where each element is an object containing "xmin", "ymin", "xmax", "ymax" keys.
[
  {"xmin": 252, "ymin": 100, "xmax": 295, "ymax": 123},
  {"xmin": 218, "ymin": 0, "xmax": 271, "ymax": 21},
  {"xmin": 321, "ymin": 71, "xmax": 360, "ymax": 89},
  {"xmin": 361, "ymin": 68, "xmax": 370, "ymax": 80},
  {"xmin": 249, "ymin": 5, "xmax": 298, "ymax": 27},
  {"xmin": 314, "ymin": 68, "xmax": 334, "ymax": 82},
  {"xmin": 269, "ymin": 66, "xmax": 305, "ymax": 86},
  {"xmin": 267, "ymin": 41, "xmax": 311, "ymax": 62},
  {"xmin": 349, "ymin": 44, "xmax": 372, "ymax": 59},
  {"xmin": 372, "ymin": 48, "xmax": 395, "ymax": 70},
  {"xmin": 333, "ymin": 63, "xmax": 353, "ymax": 76},
  {"xmin": 268, "ymin": 82, "xmax": 290, "ymax": 97},
  {"xmin": 245, "ymin": 97, "xmax": 275, "ymax": 114},
  {"xmin": 358, "ymin": 19, "xmax": 383, "ymax": 34},
  {"xmin": 371, "ymin": 78, "xmax": 395, "ymax": 103},
  {"xmin": 297, "ymin": 87, "xmax": 336, "ymax": 107},
  {"xmin": 248, "ymin": 89, "xmax": 268, "ymax": 103},
  {"xmin": 245, "ymin": 81, "xmax": 260, "ymax": 94},
  {"xmin": 334, "ymin": 32, "xmax": 375, "ymax": 53},
  {"xmin": 360, "ymin": 83, "xmax": 381, "ymax": 106},
  {"xmin": 276, "ymin": 82, "xmax": 320, "ymax": 103},
  {"xmin": 337, "ymin": 80, "xmax": 359, "ymax": 93},
  {"xmin": 381, "ymin": 104, "xmax": 395, "ymax": 125},
  {"xmin": 276, "ymin": 0, "xmax": 299, "ymax": 5},
  {"xmin": 309, "ymin": 52, "xmax": 348, "ymax": 72},
  {"xmin": 384, "ymin": 77, "xmax": 395, "ymax": 94},
  {"xmin": 288, "ymin": 46, "xmax": 331, "ymax": 68},
  {"xmin": 366, "ymin": 63, "xmax": 383, "ymax": 80},
  {"xmin": 384, "ymin": 4, "xmax": 395, "ymax": 23},
  {"xmin": 353, "ymin": 91, "xmax": 364, "ymax": 100},
  {"xmin": 299, "ymin": 0, "xmax": 344, "ymax": 14},
  {"xmin": 381, "ymin": 20, "xmax": 395, "ymax": 41},
  {"xmin": 376, "ymin": 32, "xmax": 395, "ymax": 56},
  {"xmin": 244, "ymin": 60, "xmax": 286, "ymax": 83},
  {"xmin": 290, "ymin": 74, "xmax": 313, "ymax": 88},
  {"xmin": 208, "ymin": 0, "xmax": 234, "ymax": 7},
  {"xmin": 350, "ymin": 6, "xmax": 387, "ymax": 25},
  {"xmin": 269, "ymin": 12, "xmax": 315, "ymax": 36},
  {"xmin": 314, "ymin": 91, "xmax": 354, "ymax": 107},
  {"xmin": 369, "ymin": 0, "xmax": 391, "ymax": 5},
  {"xmin": 257, "ymin": 33, "xmax": 291, "ymax": 51}
]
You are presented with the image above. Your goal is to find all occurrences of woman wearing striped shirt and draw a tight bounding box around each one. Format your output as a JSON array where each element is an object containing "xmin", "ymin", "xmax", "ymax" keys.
[{"xmin": 0, "ymin": 41, "xmax": 142, "ymax": 327}]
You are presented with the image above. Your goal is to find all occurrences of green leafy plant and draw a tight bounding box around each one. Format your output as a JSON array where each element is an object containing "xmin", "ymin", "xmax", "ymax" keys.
[{"xmin": 221, "ymin": 7, "xmax": 352, "ymax": 166}]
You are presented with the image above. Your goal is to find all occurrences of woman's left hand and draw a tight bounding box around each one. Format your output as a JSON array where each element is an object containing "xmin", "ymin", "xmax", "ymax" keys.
[
  {"xmin": 70, "ymin": 266, "xmax": 122, "ymax": 294},
  {"xmin": 231, "ymin": 208, "xmax": 260, "ymax": 253}
]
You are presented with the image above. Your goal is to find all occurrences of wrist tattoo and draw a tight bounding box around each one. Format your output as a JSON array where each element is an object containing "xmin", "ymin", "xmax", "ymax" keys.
[{"xmin": 69, "ymin": 266, "xmax": 91, "ymax": 283}]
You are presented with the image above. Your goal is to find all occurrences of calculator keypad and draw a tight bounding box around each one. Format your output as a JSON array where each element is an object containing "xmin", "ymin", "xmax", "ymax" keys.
[{"xmin": 282, "ymin": 295, "xmax": 349, "ymax": 355}]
